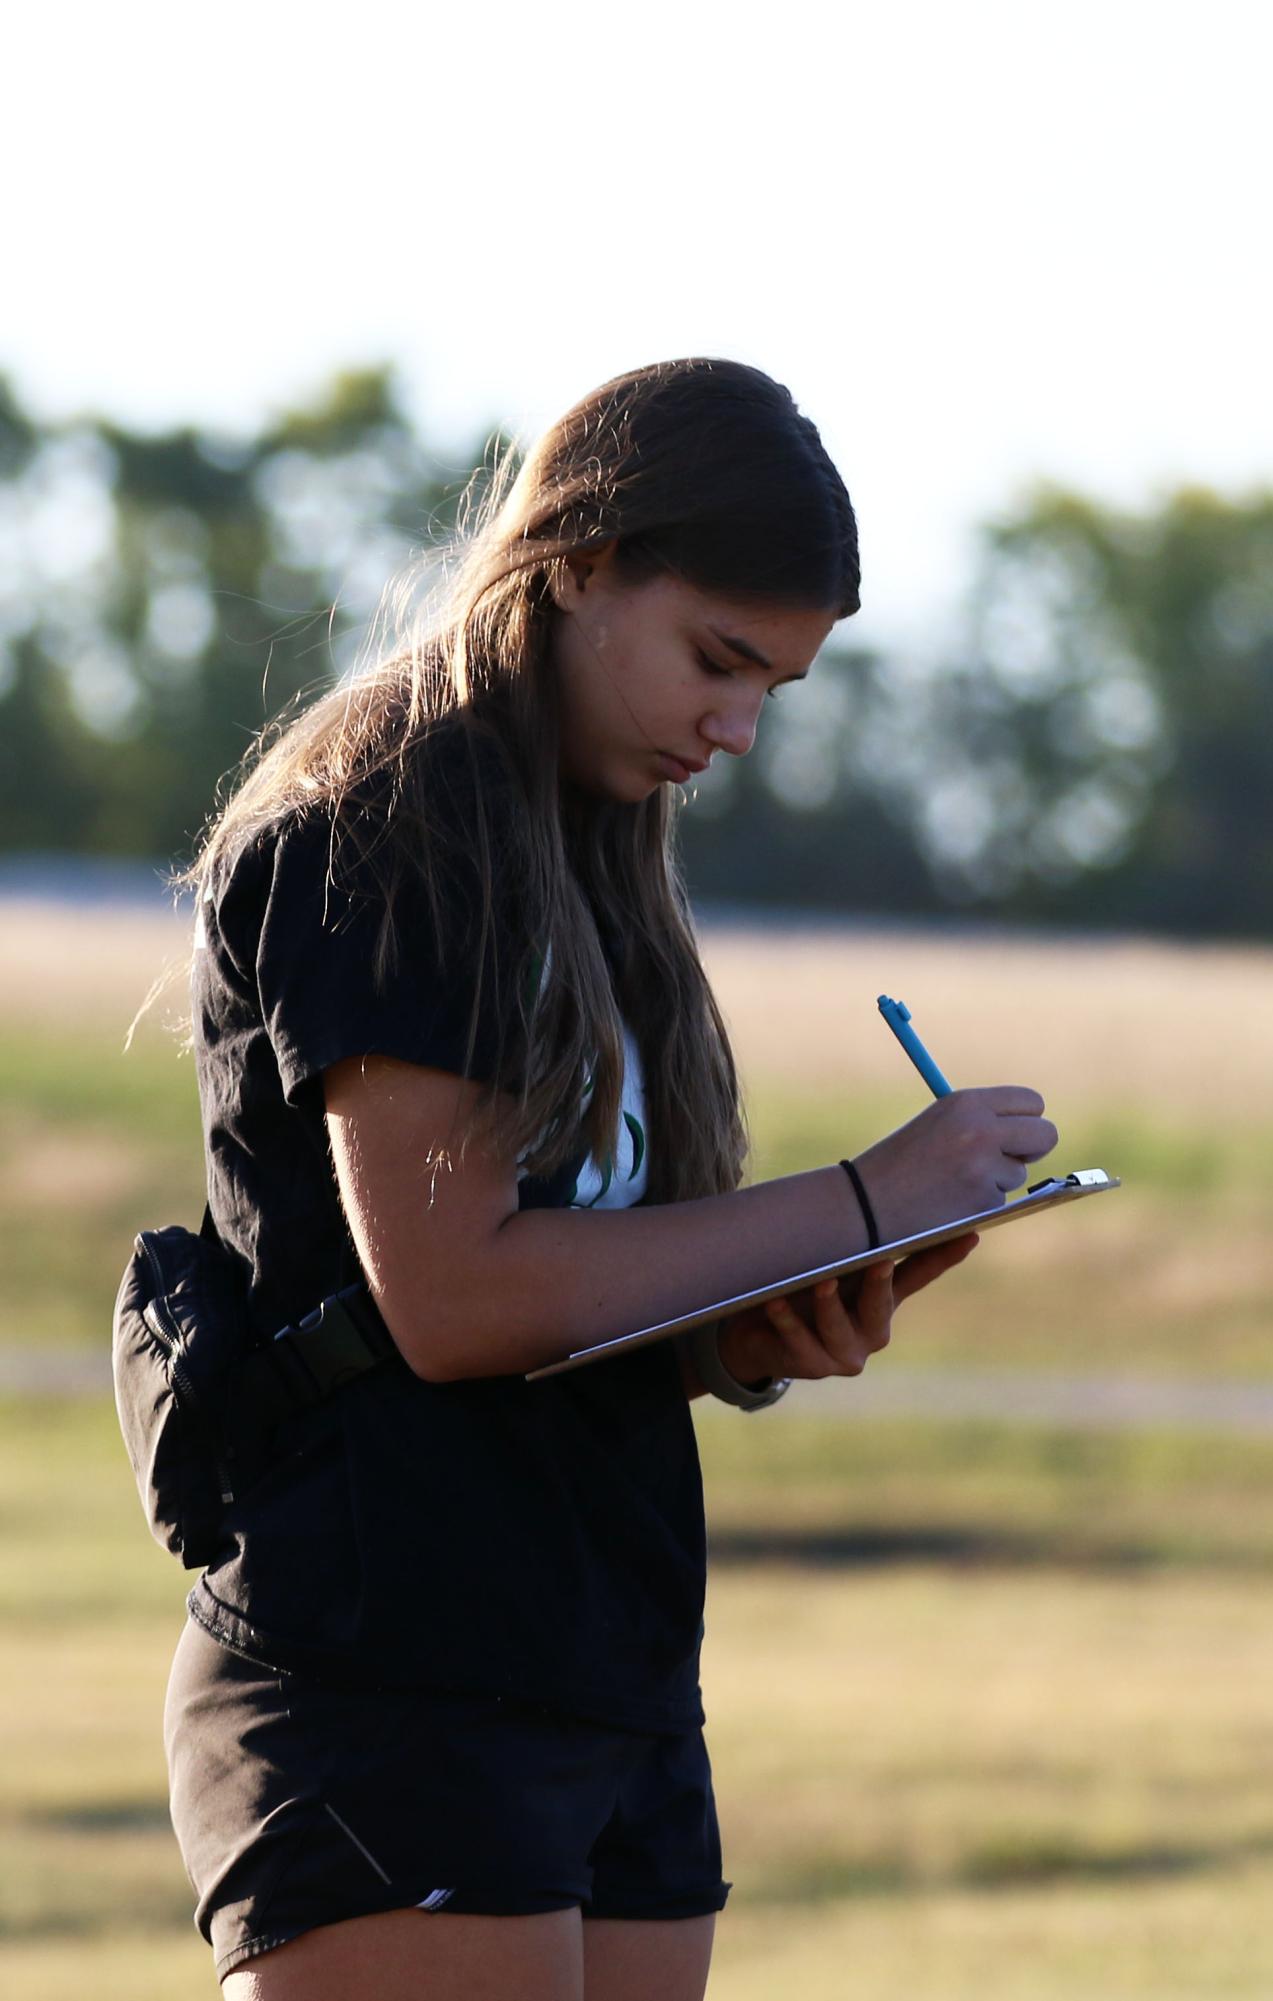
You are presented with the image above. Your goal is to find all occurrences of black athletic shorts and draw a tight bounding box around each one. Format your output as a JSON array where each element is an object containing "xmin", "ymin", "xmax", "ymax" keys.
[{"xmin": 165, "ymin": 1617, "xmax": 731, "ymax": 1980}]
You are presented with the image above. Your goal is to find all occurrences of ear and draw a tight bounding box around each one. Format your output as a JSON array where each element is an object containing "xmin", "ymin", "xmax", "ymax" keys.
[{"xmin": 546, "ymin": 539, "xmax": 618, "ymax": 613}]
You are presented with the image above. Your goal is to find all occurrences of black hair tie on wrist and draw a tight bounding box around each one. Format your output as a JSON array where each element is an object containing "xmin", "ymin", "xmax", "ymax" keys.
[{"xmin": 840, "ymin": 1158, "xmax": 881, "ymax": 1250}]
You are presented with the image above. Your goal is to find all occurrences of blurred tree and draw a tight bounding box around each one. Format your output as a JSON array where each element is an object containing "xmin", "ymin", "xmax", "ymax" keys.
[
  {"xmin": 913, "ymin": 486, "xmax": 1273, "ymax": 935},
  {"xmin": 676, "ymin": 643, "xmax": 935, "ymax": 916},
  {"xmin": 0, "ymin": 367, "xmax": 482, "ymax": 863},
  {"xmin": 1, "ymin": 365, "xmax": 1270, "ymax": 939},
  {"xmin": 0, "ymin": 374, "xmax": 40, "ymax": 479}
]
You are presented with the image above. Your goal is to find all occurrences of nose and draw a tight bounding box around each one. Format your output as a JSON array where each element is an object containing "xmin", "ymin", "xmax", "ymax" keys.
[{"xmin": 701, "ymin": 691, "xmax": 764, "ymax": 760}]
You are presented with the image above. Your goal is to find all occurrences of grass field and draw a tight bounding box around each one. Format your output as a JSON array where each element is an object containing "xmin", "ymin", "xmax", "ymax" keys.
[
  {"xmin": 4, "ymin": 902, "xmax": 1271, "ymax": 1378},
  {"xmin": 5, "ymin": 1397, "xmax": 1273, "ymax": 1999},
  {"xmin": 3, "ymin": 900, "xmax": 1273, "ymax": 1997}
]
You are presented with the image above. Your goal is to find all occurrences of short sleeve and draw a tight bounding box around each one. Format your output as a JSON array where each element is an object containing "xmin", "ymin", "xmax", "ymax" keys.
[{"xmin": 238, "ymin": 789, "xmax": 517, "ymax": 1106}]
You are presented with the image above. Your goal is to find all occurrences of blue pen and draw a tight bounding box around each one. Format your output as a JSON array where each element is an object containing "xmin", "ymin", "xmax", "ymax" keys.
[{"xmin": 877, "ymin": 995, "xmax": 953, "ymax": 1098}]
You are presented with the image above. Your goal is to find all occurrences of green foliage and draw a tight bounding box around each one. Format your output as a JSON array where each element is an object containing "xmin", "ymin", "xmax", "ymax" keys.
[
  {"xmin": 1, "ymin": 364, "xmax": 1270, "ymax": 935},
  {"xmin": 0, "ymin": 372, "xmax": 39, "ymax": 477},
  {"xmin": 915, "ymin": 484, "xmax": 1273, "ymax": 932},
  {"xmin": 0, "ymin": 365, "xmax": 471, "ymax": 866},
  {"xmin": 677, "ymin": 677, "xmax": 937, "ymax": 917}
]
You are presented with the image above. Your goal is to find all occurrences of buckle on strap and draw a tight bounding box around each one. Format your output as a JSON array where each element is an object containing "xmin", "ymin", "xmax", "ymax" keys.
[
  {"xmin": 275, "ymin": 1287, "xmax": 397, "ymax": 1403},
  {"xmin": 235, "ymin": 1284, "xmax": 397, "ymax": 1431}
]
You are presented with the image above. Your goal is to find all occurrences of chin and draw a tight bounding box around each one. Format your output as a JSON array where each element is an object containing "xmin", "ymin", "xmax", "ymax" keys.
[
  {"xmin": 583, "ymin": 769, "xmax": 659, "ymax": 806},
  {"xmin": 562, "ymin": 750, "xmax": 663, "ymax": 807},
  {"xmin": 601, "ymin": 782, "xmax": 659, "ymax": 809},
  {"xmin": 564, "ymin": 774, "xmax": 636, "ymax": 808},
  {"xmin": 624, "ymin": 774, "xmax": 665, "ymax": 805}
]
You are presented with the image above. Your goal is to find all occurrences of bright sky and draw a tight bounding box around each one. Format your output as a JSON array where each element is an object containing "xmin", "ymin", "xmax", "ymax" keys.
[{"xmin": 6, "ymin": 0, "xmax": 1269, "ymax": 655}]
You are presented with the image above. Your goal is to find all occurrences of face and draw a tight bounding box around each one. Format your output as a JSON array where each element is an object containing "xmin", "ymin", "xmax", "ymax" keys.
[{"xmin": 547, "ymin": 545, "xmax": 839, "ymax": 804}]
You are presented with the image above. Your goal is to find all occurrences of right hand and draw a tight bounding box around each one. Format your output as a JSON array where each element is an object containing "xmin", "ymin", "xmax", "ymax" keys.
[{"xmin": 850, "ymin": 1087, "xmax": 1059, "ymax": 1243}]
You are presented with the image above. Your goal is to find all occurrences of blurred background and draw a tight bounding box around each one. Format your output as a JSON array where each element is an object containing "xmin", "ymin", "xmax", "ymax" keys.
[{"xmin": 2, "ymin": 3, "xmax": 1271, "ymax": 1995}]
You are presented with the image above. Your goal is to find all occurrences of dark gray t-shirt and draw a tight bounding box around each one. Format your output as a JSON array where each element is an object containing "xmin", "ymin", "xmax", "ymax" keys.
[{"xmin": 186, "ymin": 730, "xmax": 706, "ymax": 1731}]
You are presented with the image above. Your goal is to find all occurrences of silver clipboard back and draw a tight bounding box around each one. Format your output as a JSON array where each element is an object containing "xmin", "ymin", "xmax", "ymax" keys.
[{"xmin": 526, "ymin": 1169, "xmax": 1120, "ymax": 1382}]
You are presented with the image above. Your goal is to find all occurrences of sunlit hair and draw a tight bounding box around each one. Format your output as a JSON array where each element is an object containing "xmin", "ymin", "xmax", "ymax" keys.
[{"xmin": 175, "ymin": 357, "xmax": 860, "ymax": 1200}]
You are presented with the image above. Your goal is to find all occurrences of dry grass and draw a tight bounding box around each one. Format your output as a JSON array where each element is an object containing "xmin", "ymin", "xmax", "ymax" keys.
[
  {"xmin": 7, "ymin": 1474, "xmax": 1273, "ymax": 2001},
  {"xmin": 702, "ymin": 923, "xmax": 1273, "ymax": 1124},
  {"xmin": 4, "ymin": 902, "xmax": 1273, "ymax": 1375},
  {"xmin": 0, "ymin": 1120, "xmax": 151, "ymax": 1207},
  {"xmin": 0, "ymin": 900, "xmax": 192, "ymax": 1038},
  {"xmin": 703, "ymin": 1559, "xmax": 1273, "ymax": 1999},
  {"xmin": 5, "ymin": 899, "xmax": 1273, "ymax": 1122},
  {"xmin": 3, "ymin": 901, "xmax": 1272, "ymax": 1996},
  {"xmin": 710, "ymin": 1869, "xmax": 1273, "ymax": 2001},
  {"xmin": 0, "ymin": 1937, "xmax": 208, "ymax": 2001}
]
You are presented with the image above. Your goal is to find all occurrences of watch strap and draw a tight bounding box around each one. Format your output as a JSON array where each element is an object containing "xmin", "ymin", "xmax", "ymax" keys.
[{"xmin": 683, "ymin": 1321, "xmax": 793, "ymax": 1412}]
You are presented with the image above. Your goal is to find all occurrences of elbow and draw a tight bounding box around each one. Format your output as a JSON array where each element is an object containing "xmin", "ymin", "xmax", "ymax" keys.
[
  {"xmin": 369, "ymin": 1211, "xmax": 542, "ymax": 1383},
  {"xmin": 378, "ymin": 1295, "xmax": 490, "ymax": 1385},
  {"xmin": 402, "ymin": 1348, "xmax": 461, "ymax": 1385},
  {"xmin": 412, "ymin": 1349, "xmax": 488, "ymax": 1385},
  {"xmin": 374, "ymin": 1292, "xmax": 463, "ymax": 1384},
  {"xmin": 392, "ymin": 1324, "xmax": 467, "ymax": 1385},
  {"xmin": 373, "ymin": 1243, "xmax": 549, "ymax": 1384}
]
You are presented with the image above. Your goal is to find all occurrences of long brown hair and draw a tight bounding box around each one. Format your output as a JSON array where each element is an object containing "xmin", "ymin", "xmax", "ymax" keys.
[{"xmin": 178, "ymin": 358, "xmax": 860, "ymax": 1201}]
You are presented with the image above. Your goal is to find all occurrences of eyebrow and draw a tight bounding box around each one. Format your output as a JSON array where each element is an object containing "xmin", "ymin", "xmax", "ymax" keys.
[{"xmin": 708, "ymin": 625, "xmax": 809, "ymax": 685}]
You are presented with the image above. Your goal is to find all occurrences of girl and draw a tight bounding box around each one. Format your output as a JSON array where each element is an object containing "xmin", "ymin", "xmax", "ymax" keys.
[{"xmin": 163, "ymin": 356, "xmax": 1057, "ymax": 1999}]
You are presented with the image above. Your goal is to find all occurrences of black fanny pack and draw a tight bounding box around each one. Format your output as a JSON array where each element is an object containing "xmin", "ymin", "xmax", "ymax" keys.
[{"xmin": 111, "ymin": 1209, "xmax": 397, "ymax": 1570}]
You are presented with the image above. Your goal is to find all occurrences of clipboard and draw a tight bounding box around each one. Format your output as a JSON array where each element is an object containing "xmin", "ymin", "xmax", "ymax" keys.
[{"xmin": 526, "ymin": 1169, "xmax": 1120, "ymax": 1381}]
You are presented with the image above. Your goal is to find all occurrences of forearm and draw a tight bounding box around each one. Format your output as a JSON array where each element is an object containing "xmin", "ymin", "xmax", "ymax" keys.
[
  {"xmin": 333, "ymin": 1061, "xmax": 1058, "ymax": 1385},
  {"xmin": 389, "ymin": 1164, "xmax": 866, "ymax": 1381}
]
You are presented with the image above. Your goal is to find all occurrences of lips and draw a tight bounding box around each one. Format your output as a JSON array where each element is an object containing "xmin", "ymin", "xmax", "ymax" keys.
[{"xmin": 658, "ymin": 752, "xmax": 709, "ymax": 782}]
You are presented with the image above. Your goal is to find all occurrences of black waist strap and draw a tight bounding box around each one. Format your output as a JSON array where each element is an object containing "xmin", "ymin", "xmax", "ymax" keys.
[
  {"xmin": 201, "ymin": 1200, "xmax": 398, "ymax": 1426},
  {"xmin": 232, "ymin": 1283, "xmax": 400, "ymax": 1441}
]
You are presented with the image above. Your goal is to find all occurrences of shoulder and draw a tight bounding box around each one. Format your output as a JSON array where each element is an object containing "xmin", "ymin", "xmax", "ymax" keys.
[
  {"xmin": 345, "ymin": 712, "xmax": 530, "ymax": 928},
  {"xmin": 221, "ymin": 711, "xmax": 521, "ymax": 892},
  {"xmin": 207, "ymin": 706, "xmax": 534, "ymax": 993}
]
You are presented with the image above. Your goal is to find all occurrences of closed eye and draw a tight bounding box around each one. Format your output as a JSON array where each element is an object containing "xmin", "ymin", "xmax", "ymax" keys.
[
  {"xmin": 697, "ymin": 648, "xmax": 785, "ymax": 700},
  {"xmin": 696, "ymin": 648, "xmax": 732, "ymax": 680}
]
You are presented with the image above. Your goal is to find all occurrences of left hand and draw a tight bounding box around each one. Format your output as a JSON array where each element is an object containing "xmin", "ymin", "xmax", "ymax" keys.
[{"xmin": 715, "ymin": 1233, "xmax": 979, "ymax": 1385}]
